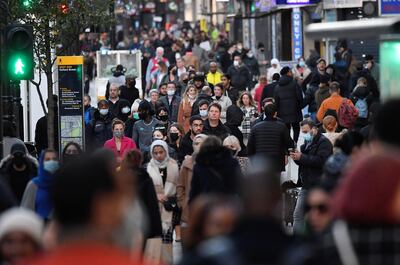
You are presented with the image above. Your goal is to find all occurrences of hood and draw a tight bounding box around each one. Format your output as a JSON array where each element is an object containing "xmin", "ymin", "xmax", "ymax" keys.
[
  {"xmin": 278, "ymin": 75, "xmax": 293, "ymax": 86},
  {"xmin": 226, "ymin": 105, "xmax": 244, "ymax": 126},
  {"xmin": 32, "ymin": 151, "xmax": 56, "ymax": 190}
]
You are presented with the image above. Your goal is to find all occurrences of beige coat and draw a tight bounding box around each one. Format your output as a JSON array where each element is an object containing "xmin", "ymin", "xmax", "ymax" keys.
[
  {"xmin": 147, "ymin": 159, "xmax": 179, "ymax": 232},
  {"xmin": 176, "ymin": 156, "xmax": 194, "ymax": 223}
]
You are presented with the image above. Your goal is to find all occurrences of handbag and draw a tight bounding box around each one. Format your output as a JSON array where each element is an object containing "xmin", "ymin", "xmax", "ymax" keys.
[{"xmin": 162, "ymin": 196, "xmax": 178, "ymax": 212}]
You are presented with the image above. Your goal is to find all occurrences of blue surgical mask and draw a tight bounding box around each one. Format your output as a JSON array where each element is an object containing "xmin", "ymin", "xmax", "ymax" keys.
[
  {"xmin": 303, "ymin": 132, "xmax": 313, "ymax": 142},
  {"xmin": 199, "ymin": 109, "xmax": 208, "ymax": 117},
  {"xmin": 167, "ymin": 90, "xmax": 175, "ymax": 96},
  {"xmin": 133, "ymin": 112, "xmax": 139, "ymax": 120},
  {"xmin": 299, "ymin": 61, "xmax": 306, "ymax": 67},
  {"xmin": 43, "ymin": 160, "xmax": 59, "ymax": 174},
  {"xmin": 121, "ymin": 106, "xmax": 130, "ymax": 114}
]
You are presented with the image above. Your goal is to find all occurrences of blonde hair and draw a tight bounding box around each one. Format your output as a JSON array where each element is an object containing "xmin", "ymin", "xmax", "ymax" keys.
[
  {"xmin": 223, "ymin": 135, "xmax": 241, "ymax": 153},
  {"xmin": 323, "ymin": 115, "xmax": 337, "ymax": 133}
]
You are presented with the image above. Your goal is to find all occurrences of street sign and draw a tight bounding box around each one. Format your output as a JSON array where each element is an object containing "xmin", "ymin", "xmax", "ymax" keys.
[
  {"xmin": 57, "ymin": 56, "xmax": 85, "ymax": 153},
  {"xmin": 292, "ymin": 8, "xmax": 303, "ymax": 60}
]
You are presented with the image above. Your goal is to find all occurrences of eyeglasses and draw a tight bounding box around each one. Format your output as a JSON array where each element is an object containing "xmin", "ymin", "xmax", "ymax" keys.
[{"xmin": 305, "ymin": 203, "xmax": 329, "ymax": 214}]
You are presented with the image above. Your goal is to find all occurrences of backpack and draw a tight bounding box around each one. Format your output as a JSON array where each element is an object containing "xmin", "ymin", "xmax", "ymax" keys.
[
  {"xmin": 355, "ymin": 98, "xmax": 368, "ymax": 118},
  {"xmin": 338, "ymin": 99, "xmax": 358, "ymax": 128}
]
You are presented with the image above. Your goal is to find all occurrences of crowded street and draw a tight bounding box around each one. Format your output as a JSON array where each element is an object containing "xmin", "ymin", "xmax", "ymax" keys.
[{"xmin": 1, "ymin": 0, "xmax": 400, "ymax": 264}]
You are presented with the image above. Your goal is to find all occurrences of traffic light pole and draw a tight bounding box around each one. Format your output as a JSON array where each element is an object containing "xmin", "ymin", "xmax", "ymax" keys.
[{"xmin": 0, "ymin": 0, "xmax": 9, "ymax": 159}]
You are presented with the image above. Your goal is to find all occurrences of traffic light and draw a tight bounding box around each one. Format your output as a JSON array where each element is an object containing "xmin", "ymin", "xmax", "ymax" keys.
[{"xmin": 5, "ymin": 24, "xmax": 34, "ymax": 80}]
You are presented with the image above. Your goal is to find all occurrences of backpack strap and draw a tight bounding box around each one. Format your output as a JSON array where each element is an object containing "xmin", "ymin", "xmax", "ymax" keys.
[{"xmin": 332, "ymin": 220, "xmax": 360, "ymax": 265}]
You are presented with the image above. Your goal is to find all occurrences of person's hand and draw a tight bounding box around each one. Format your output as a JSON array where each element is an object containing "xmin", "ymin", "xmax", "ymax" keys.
[
  {"xmin": 290, "ymin": 151, "xmax": 302, "ymax": 161},
  {"xmin": 157, "ymin": 194, "xmax": 167, "ymax": 202}
]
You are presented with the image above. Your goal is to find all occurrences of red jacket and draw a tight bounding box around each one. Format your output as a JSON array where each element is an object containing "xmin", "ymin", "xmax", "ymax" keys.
[{"xmin": 104, "ymin": 136, "xmax": 137, "ymax": 159}]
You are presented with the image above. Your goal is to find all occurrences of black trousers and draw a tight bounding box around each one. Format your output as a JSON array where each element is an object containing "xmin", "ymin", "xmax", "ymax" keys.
[{"xmin": 286, "ymin": 122, "xmax": 300, "ymax": 143}]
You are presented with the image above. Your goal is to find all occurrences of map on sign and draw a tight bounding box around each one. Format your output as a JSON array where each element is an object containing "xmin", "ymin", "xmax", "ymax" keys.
[{"xmin": 60, "ymin": 116, "xmax": 83, "ymax": 149}]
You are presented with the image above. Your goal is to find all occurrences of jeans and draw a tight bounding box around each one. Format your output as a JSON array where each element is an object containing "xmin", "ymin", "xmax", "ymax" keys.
[
  {"xmin": 286, "ymin": 122, "xmax": 300, "ymax": 143},
  {"xmin": 293, "ymin": 188, "xmax": 308, "ymax": 235}
]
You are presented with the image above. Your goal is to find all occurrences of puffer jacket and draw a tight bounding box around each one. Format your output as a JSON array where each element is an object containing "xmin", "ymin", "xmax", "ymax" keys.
[
  {"xmin": 86, "ymin": 109, "xmax": 114, "ymax": 151},
  {"xmin": 247, "ymin": 117, "xmax": 294, "ymax": 171},
  {"xmin": 274, "ymin": 75, "xmax": 304, "ymax": 123}
]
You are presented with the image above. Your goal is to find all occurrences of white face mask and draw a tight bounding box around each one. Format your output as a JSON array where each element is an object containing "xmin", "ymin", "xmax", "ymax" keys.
[
  {"xmin": 233, "ymin": 61, "xmax": 240, "ymax": 67},
  {"xmin": 199, "ymin": 109, "xmax": 208, "ymax": 117},
  {"xmin": 121, "ymin": 106, "xmax": 130, "ymax": 114},
  {"xmin": 167, "ymin": 90, "xmax": 175, "ymax": 96},
  {"xmin": 99, "ymin": 109, "xmax": 109, "ymax": 116},
  {"xmin": 247, "ymin": 53, "xmax": 253, "ymax": 58}
]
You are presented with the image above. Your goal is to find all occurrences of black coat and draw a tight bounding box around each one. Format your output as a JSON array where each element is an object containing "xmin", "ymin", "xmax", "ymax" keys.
[
  {"xmin": 34, "ymin": 112, "xmax": 59, "ymax": 154},
  {"xmin": 85, "ymin": 109, "xmax": 114, "ymax": 151},
  {"xmin": 226, "ymin": 65, "xmax": 251, "ymax": 91},
  {"xmin": 247, "ymin": 117, "xmax": 294, "ymax": 171},
  {"xmin": 108, "ymin": 98, "xmax": 131, "ymax": 122},
  {"xmin": 135, "ymin": 168, "xmax": 162, "ymax": 238},
  {"xmin": 304, "ymin": 84, "xmax": 319, "ymax": 113},
  {"xmin": 294, "ymin": 131, "xmax": 333, "ymax": 189},
  {"xmin": 0, "ymin": 158, "xmax": 37, "ymax": 203},
  {"xmin": 191, "ymin": 94, "xmax": 213, "ymax": 116},
  {"xmin": 120, "ymin": 85, "xmax": 140, "ymax": 106},
  {"xmin": 178, "ymin": 132, "xmax": 193, "ymax": 164},
  {"xmin": 225, "ymin": 105, "xmax": 246, "ymax": 156},
  {"xmin": 274, "ymin": 75, "xmax": 304, "ymax": 123},
  {"xmin": 261, "ymin": 82, "xmax": 279, "ymax": 103},
  {"xmin": 224, "ymin": 85, "xmax": 239, "ymax": 104},
  {"xmin": 190, "ymin": 146, "xmax": 241, "ymax": 203},
  {"xmin": 203, "ymin": 120, "xmax": 231, "ymax": 141}
]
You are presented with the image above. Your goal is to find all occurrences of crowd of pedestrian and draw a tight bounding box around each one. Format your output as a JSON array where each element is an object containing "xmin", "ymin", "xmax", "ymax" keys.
[{"xmin": 1, "ymin": 22, "xmax": 398, "ymax": 265}]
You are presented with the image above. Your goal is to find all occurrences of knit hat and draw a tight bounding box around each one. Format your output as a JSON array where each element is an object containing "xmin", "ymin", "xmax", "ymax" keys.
[
  {"xmin": 10, "ymin": 143, "xmax": 27, "ymax": 155},
  {"xmin": 0, "ymin": 208, "xmax": 44, "ymax": 245}
]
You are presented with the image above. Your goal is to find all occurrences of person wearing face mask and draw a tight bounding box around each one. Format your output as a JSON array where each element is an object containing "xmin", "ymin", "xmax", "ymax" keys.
[
  {"xmin": 61, "ymin": 142, "xmax": 83, "ymax": 165},
  {"xmin": 132, "ymin": 101, "xmax": 161, "ymax": 153},
  {"xmin": 119, "ymin": 75, "xmax": 140, "ymax": 106},
  {"xmin": 290, "ymin": 120, "xmax": 333, "ymax": 234},
  {"xmin": 167, "ymin": 123, "xmax": 185, "ymax": 163},
  {"xmin": 124, "ymin": 99, "xmax": 142, "ymax": 138},
  {"xmin": 21, "ymin": 149, "xmax": 60, "ymax": 221},
  {"xmin": 226, "ymin": 55, "xmax": 251, "ymax": 92},
  {"xmin": 104, "ymin": 119, "xmax": 137, "ymax": 163},
  {"xmin": 159, "ymin": 82, "xmax": 182, "ymax": 123},
  {"xmin": 156, "ymin": 106, "xmax": 171, "ymax": 129},
  {"xmin": 243, "ymin": 49, "xmax": 260, "ymax": 88},
  {"xmin": 212, "ymin": 83, "xmax": 232, "ymax": 124},
  {"xmin": 0, "ymin": 144, "xmax": 38, "ymax": 204},
  {"xmin": 178, "ymin": 85, "xmax": 198, "ymax": 133},
  {"xmin": 292, "ymin": 56, "xmax": 311, "ymax": 87},
  {"xmin": 86, "ymin": 100, "xmax": 114, "ymax": 151}
]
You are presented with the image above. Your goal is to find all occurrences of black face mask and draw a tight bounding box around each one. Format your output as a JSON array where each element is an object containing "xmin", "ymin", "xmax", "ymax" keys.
[
  {"xmin": 158, "ymin": 115, "xmax": 169, "ymax": 122},
  {"xmin": 63, "ymin": 154, "xmax": 79, "ymax": 164},
  {"xmin": 139, "ymin": 112, "xmax": 149, "ymax": 120},
  {"xmin": 170, "ymin": 132, "xmax": 179, "ymax": 142},
  {"xmin": 13, "ymin": 153, "xmax": 27, "ymax": 168}
]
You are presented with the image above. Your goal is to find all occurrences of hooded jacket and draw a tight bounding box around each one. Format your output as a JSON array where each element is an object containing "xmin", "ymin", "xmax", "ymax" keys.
[
  {"xmin": 21, "ymin": 151, "xmax": 57, "ymax": 220},
  {"xmin": 274, "ymin": 75, "xmax": 304, "ymax": 123}
]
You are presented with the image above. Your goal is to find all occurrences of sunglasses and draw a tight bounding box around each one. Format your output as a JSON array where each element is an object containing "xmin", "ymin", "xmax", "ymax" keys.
[{"xmin": 305, "ymin": 203, "xmax": 329, "ymax": 214}]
